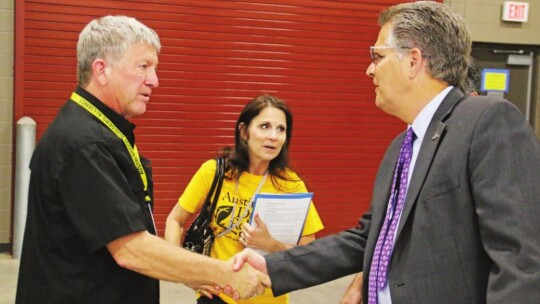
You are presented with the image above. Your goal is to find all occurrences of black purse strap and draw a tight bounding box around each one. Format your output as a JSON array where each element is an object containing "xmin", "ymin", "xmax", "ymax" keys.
[{"xmin": 201, "ymin": 157, "xmax": 225, "ymax": 216}]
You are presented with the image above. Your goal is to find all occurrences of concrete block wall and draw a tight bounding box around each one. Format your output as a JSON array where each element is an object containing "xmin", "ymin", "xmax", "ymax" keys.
[
  {"xmin": 447, "ymin": 0, "xmax": 540, "ymax": 45},
  {"xmin": 0, "ymin": 0, "xmax": 14, "ymax": 250}
]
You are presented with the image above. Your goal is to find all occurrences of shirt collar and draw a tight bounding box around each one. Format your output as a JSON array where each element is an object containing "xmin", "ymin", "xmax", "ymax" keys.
[
  {"xmin": 74, "ymin": 86, "xmax": 136, "ymax": 145},
  {"xmin": 410, "ymin": 86, "xmax": 453, "ymax": 142}
]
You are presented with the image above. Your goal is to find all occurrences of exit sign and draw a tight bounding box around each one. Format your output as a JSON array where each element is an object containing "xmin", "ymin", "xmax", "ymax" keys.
[{"xmin": 502, "ymin": 1, "xmax": 529, "ymax": 22}]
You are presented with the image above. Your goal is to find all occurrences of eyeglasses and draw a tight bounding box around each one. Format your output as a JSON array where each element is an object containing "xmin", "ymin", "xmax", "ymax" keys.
[{"xmin": 369, "ymin": 46, "xmax": 411, "ymax": 65}]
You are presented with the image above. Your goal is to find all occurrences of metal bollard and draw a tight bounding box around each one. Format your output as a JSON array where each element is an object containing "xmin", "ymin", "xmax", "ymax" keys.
[{"xmin": 12, "ymin": 117, "xmax": 36, "ymax": 259}]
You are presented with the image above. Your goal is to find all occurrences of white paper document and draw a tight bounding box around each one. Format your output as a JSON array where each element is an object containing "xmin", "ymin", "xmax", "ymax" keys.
[{"xmin": 249, "ymin": 192, "xmax": 313, "ymax": 255}]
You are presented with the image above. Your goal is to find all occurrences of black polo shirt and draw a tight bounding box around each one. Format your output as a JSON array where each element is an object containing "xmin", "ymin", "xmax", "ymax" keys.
[{"xmin": 16, "ymin": 87, "xmax": 159, "ymax": 304}]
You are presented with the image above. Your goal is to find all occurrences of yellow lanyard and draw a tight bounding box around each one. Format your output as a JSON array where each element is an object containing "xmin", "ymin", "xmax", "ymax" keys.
[{"xmin": 70, "ymin": 92, "xmax": 151, "ymax": 202}]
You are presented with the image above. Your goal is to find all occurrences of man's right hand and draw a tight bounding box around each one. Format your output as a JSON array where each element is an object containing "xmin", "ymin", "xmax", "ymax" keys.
[{"xmin": 225, "ymin": 259, "xmax": 270, "ymax": 300}]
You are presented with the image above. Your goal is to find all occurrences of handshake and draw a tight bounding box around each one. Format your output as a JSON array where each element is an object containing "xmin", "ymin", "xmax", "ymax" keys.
[{"xmin": 190, "ymin": 249, "xmax": 269, "ymax": 301}]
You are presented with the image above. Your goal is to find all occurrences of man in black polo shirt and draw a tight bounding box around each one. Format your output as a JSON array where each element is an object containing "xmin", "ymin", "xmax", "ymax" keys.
[{"xmin": 16, "ymin": 15, "xmax": 269, "ymax": 304}]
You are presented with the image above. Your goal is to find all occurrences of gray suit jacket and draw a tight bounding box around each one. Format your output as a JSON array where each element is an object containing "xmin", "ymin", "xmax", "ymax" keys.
[{"xmin": 265, "ymin": 88, "xmax": 540, "ymax": 303}]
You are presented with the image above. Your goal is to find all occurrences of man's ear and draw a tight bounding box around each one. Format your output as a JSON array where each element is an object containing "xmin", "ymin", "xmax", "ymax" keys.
[
  {"xmin": 92, "ymin": 58, "xmax": 108, "ymax": 86},
  {"xmin": 408, "ymin": 47, "xmax": 425, "ymax": 78}
]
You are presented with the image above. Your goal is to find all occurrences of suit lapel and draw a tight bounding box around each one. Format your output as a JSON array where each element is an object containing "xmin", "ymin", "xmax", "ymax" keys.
[
  {"xmin": 365, "ymin": 136, "xmax": 403, "ymax": 260},
  {"xmin": 396, "ymin": 88, "xmax": 465, "ymax": 237}
]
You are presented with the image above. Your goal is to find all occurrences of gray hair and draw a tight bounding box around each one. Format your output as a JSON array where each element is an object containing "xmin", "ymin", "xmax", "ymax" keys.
[
  {"xmin": 379, "ymin": 1, "xmax": 471, "ymax": 87},
  {"xmin": 77, "ymin": 15, "xmax": 161, "ymax": 87}
]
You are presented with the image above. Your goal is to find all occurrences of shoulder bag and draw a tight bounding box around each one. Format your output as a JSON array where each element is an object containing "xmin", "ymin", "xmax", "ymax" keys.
[{"xmin": 183, "ymin": 157, "xmax": 225, "ymax": 255}]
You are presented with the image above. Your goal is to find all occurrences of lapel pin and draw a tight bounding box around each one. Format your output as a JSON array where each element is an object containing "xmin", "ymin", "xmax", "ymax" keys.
[{"xmin": 432, "ymin": 129, "xmax": 441, "ymax": 140}]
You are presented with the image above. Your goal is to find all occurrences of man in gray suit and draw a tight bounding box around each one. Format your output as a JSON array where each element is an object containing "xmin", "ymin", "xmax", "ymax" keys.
[{"xmin": 231, "ymin": 2, "xmax": 540, "ymax": 303}]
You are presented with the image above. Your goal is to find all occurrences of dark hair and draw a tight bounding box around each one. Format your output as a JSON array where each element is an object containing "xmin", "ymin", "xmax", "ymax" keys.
[
  {"xmin": 220, "ymin": 94, "xmax": 295, "ymax": 185},
  {"xmin": 460, "ymin": 58, "xmax": 482, "ymax": 95}
]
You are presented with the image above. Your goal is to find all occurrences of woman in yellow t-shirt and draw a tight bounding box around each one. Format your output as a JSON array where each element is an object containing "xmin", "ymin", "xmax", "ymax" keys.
[{"xmin": 165, "ymin": 94, "xmax": 324, "ymax": 304}]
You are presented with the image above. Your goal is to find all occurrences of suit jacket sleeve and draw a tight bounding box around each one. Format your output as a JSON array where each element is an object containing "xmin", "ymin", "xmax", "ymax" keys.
[{"xmin": 265, "ymin": 211, "xmax": 371, "ymax": 296}]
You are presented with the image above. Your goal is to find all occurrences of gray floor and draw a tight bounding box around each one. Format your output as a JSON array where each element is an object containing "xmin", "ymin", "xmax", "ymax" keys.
[{"xmin": 0, "ymin": 253, "xmax": 355, "ymax": 304}]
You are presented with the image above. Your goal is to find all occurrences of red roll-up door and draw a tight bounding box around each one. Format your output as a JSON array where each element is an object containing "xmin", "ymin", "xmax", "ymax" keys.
[{"xmin": 15, "ymin": 0, "xmax": 410, "ymax": 236}]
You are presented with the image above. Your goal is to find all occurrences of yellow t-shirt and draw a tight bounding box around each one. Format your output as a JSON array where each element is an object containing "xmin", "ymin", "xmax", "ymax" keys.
[{"xmin": 179, "ymin": 159, "xmax": 324, "ymax": 304}]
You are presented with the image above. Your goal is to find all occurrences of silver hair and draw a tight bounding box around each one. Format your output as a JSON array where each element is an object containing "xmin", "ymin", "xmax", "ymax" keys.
[
  {"xmin": 77, "ymin": 15, "xmax": 161, "ymax": 86},
  {"xmin": 379, "ymin": 1, "xmax": 471, "ymax": 87}
]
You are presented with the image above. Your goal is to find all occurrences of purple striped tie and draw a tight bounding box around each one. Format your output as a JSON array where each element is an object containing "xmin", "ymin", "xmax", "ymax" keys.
[{"xmin": 368, "ymin": 128, "xmax": 415, "ymax": 304}]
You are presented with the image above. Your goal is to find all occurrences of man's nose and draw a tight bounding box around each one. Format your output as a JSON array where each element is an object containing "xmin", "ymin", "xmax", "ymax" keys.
[
  {"xmin": 146, "ymin": 68, "xmax": 159, "ymax": 88},
  {"xmin": 366, "ymin": 62, "xmax": 375, "ymax": 78}
]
